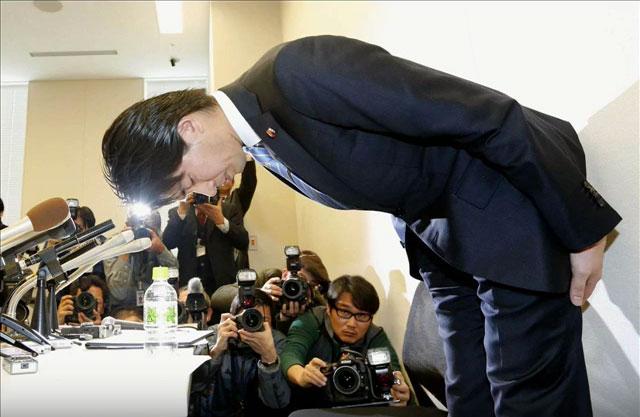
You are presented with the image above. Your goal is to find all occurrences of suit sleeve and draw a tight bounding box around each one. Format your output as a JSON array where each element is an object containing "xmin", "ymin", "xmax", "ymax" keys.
[
  {"xmin": 221, "ymin": 202, "xmax": 250, "ymax": 250},
  {"xmin": 162, "ymin": 207, "xmax": 185, "ymax": 250},
  {"xmin": 273, "ymin": 36, "xmax": 620, "ymax": 252},
  {"xmin": 236, "ymin": 160, "xmax": 257, "ymax": 215}
]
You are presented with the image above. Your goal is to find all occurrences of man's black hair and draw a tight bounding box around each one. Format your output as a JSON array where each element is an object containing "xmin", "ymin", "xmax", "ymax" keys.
[
  {"xmin": 0, "ymin": 197, "xmax": 4, "ymax": 212},
  {"xmin": 229, "ymin": 289, "xmax": 273, "ymax": 315},
  {"xmin": 102, "ymin": 89, "xmax": 218, "ymax": 208},
  {"xmin": 327, "ymin": 275, "xmax": 380, "ymax": 315},
  {"xmin": 77, "ymin": 206, "xmax": 96, "ymax": 229}
]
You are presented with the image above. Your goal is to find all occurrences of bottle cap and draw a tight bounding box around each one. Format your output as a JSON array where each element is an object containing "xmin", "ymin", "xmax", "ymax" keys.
[
  {"xmin": 152, "ymin": 266, "xmax": 169, "ymax": 280},
  {"xmin": 168, "ymin": 267, "xmax": 179, "ymax": 279}
]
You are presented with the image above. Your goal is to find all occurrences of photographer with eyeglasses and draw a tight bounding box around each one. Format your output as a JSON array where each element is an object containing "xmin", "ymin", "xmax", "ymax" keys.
[{"xmin": 280, "ymin": 275, "xmax": 411, "ymax": 410}]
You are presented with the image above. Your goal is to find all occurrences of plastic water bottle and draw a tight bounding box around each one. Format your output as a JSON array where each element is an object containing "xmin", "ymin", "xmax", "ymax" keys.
[{"xmin": 144, "ymin": 266, "xmax": 178, "ymax": 355}]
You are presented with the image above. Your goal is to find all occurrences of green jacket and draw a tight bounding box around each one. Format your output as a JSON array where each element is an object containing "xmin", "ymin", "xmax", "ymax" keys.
[{"xmin": 280, "ymin": 306, "xmax": 401, "ymax": 375}]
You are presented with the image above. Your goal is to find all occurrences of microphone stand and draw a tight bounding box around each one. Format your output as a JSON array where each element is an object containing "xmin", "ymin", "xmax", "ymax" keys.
[{"xmin": 31, "ymin": 245, "xmax": 67, "ymax": 337}]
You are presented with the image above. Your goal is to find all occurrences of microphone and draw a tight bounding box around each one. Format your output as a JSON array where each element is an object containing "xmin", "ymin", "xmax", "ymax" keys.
[
  {"xmin": 1, "ymin": 218, "xmax": 76, "ymax": 259},
  {"xmin": 102, "ymin": 316, "xmax": 144, "ymax": 330},
  {"xmin": 0, "ymin": 198, "xmax": 70, "ymax": 245},
  {"xmin": 55, "ymin": 230, "xmax": 134, "ymax": 272},
  {"xmin": 5, "ymin": 237, "xmax": 151, "ymax": 318},
  {"xmin": 188, "ymin": 277, "xmax": 204, "ymax": 294},
  {"xmin": 55, "ymin": 238, "xmax": 150, "ymax": 296},
  {"xmin": 187, "ymin": 277, "xmax": 207, "ymax": 330},
  {"xmin": 21, "ymin": 220, "xmax": 115, "ymax": 268}
]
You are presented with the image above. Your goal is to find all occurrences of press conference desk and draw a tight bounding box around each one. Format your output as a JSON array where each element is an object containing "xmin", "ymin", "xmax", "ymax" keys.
[{"xmin": 1, "ymin": 331, "xmax": 211, "ymax": 417}]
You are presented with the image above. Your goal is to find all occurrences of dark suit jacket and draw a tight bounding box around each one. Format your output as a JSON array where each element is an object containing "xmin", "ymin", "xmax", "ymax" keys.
[
  {"xmin": 219, "ymin": 35, "xmax": 621, "ymax": 293},
  {"xmin": 226, "ymin": 160, "xmax": 257, "ymax": 269},
  {"xmin": 163, "ymin": 202, "xmax": 249, "ymax": 295}
]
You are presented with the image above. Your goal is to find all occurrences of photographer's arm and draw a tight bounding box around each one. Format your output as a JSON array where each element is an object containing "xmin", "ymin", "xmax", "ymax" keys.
[
  {"xmin": 248, "ymin": 325, "xmax": 291, "ymax": 409},
  {"xmin": 103, "ymin": 255, "xmax": 132, "ymax": 303},
  {"xmin": 280, "ymin": 312, "xmax": 326, "ymax": 387},
  {"xmin": 162, "ymin": 207, "xmax": 188, "ymax": 250},
  {"xmin": 220, "ymin": 203, "xmax": 249, "ymax": 250}
]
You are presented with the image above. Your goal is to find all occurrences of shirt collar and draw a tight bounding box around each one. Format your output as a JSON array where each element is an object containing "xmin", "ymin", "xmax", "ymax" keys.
[{"xmin": 212, "ymin": 90, "xmax": 261, "ymax": 148}]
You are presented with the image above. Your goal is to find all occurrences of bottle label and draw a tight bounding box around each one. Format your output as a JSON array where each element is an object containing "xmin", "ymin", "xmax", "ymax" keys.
[{"xmin": 144, "ymin": 301, "xmax": 178, "ymax": 326}]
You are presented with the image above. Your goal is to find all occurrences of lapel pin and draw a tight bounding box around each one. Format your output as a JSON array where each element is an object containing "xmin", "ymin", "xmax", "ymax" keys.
[{"xmin": 266, "ymin": 127, "xmax": 277, "ymax": 138}]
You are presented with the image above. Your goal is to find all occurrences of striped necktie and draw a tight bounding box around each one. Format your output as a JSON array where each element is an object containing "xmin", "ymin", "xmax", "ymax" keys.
[{"xmin": 245, "ymin": 144, "xmax": 351, "ymax": 210}]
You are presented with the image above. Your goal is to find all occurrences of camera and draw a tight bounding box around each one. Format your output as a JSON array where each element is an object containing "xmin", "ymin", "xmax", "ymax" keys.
[
  {"xmin": 66, "ymin": 275, "xmax": 97, "ymax": 324},
  {"xmin": 281, "ymin": 246, "xmax": 308, "ymax": 305},
  {"xmin": 67, "ymin": 291, "xmax": 97, "ymax": 323},
  {"xmin": 320, "ymin": 347, "xmax": 397, "ymax": 406},
  {"xmin": 233, "ymin": 269, "xmax": 264, "ymax": 332},
  {"xmin": 190, "ymin": 191, "xmax": 219, "ymax": 206}
]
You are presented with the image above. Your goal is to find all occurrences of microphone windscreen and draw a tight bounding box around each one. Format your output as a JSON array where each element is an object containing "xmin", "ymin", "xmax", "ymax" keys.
[
  {"xmin": 26, "ymin": 198, "xmax": 69, "ymax": 231},
  {"xmin": 188, "ymin": 277, "xmax": 204, "ymax": 294}
]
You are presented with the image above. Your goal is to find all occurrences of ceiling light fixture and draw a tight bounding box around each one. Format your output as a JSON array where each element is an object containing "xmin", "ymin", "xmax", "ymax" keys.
[
  {"xmin": 155, "ymin": 1, "xmax": 183, "ymax": 34},
  {"xmin": 29, "ymin": 50, "xmax": 118, "ymax": 57}
]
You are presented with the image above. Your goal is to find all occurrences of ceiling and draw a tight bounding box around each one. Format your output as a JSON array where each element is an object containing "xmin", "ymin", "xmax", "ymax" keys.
[{"xmin": 0, "ymin": 1, "xmax": 210, "ymax": 83}]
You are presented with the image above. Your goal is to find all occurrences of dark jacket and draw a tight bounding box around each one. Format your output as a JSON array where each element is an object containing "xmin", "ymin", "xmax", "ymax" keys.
[
  {"xmin": 220, "ymin": 35, "xmax": 621, "ymax": 293},
  {"xmin": 226, "ymin": 160, "xmax": 257, "ymax": 270},
  {"xmin": 163, "ymin": 202, "xmax": 249, "ymax": 295}
]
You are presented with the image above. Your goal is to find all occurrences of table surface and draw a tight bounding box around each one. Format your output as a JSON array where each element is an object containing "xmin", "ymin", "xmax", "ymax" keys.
[{"xmin": 1, "ymin": 330, "xmax": 211, "ymax": 417}]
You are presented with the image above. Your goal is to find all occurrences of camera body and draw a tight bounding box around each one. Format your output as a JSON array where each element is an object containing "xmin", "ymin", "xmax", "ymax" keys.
[
  {"xmin": 281, "ymin": 246, "xmax": 308, "ymax": 305},
  {"xmin": 321, "ymin": 348, "xmax": 396, "ymax": 406},
  {"xmin": 66, "ymin": 275, "xmax": 97, "ymax": 324},
  {"xmin": 234, "ymin": 269, "xmax": 264, "ymax": 332},
  {"xmin": 66, "ymin": 290, "xmax": 97, "ymax": 323},
  {"xmin": 190, "ymin": 191, "xmax": 220, "ymax": 206}
]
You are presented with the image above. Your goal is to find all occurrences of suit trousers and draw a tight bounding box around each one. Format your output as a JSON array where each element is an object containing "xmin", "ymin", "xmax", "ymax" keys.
[{"xmin": 415, "ymin": 249, "xmax": 592, "ymax": 417}]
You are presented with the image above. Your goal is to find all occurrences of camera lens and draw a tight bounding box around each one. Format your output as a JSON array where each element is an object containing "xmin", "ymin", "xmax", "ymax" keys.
[
  {"xmin": 282, "ymin": 279, "xmax": 303, "ymax": 301},
  {"xmin": 241, "ymin": 308, "xmax": 264, "ymax": 332},
  {"xmin": 333, "ymin": 366, "xmax": 361, "ymax": 395},
  {"xmin": 76, "ymin": 291, "xmax": 96, "ymax": 314}
]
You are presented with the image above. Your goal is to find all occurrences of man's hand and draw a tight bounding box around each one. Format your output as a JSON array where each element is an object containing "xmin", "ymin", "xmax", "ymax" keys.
[
  {"xmin": 147, "ymin": 228, "xmax": 166, "ymax": 254},
  {"xmin": 177, "ymin": 194, "xmax": 194, "ymax": 216},
  {"xmin": 389, "ymin": 371, "xmax": 410, "ymax": 407},
  {"xmin": 57, "ymin": 295, "xmax": 74, "ymax": 325},
  {"xmin": 261, "ymin": 277, "xmax": 283, "ymax": 302},
  {"xmin": 210, "ymin": 313, "xmax": 237, "ymax": 358},
  {"xmin": 78, "ymin": 309, "xmax": 102, "ymax": 326},
  {"xmin": 569, "ymin": 236, "xmax": 607, "ymax": 306},
  {"xmin": 196, "ymin": 199, "xmax": 224, "ymax": 225},
  {"xmin": 238, "ymin": 321, "xmax": 277, "ymax": 363},
  {"xmin": 289, "ymin": 358, "xmax": 328, "ymax": 388},
  {"xmin": 279, "ymin": 301, "xmax": 306, "ymax": 322}
]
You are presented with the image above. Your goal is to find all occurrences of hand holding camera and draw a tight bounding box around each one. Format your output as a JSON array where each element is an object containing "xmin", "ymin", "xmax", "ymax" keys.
[
  {"xmin": 238, "ymin": 321, "xmax": 277, "ymax": 364},
  {"xmin": 209, "ymin": 313, "xmax": 238, "ymax": 359},
  {"xmin": 293, "ymin": 357, "xmax": 328, "ymax": 388},
  {"xmin": 389, "ymin": 371, "xmax": 410, "ymax": 407},
  {"xmin": 58, "ymin": 293, "xmax": 101, "ymax": 326}
]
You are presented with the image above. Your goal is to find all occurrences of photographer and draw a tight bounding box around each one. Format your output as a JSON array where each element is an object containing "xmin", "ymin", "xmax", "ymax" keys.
[
  {"xmin": 280, "ymin": 275, "xmax": 410, "ymax": 409},
  {"xmin": 178, "ymin": 284, "xmax": 213, "ymax": 326},
  {"xmin": 104, "ymin": 210, "xmax": 178, "ymax": 310},
  {"xmin": 261, "ymin": 250, "xmax": 330, "ymax": 334},
  {"xmin": 193, "ymin": 288, "xmax": 290, "ymax": 416},
  {"xmin": 57, "ymin": 274, "xmax": 109, "ymax": 326},
  {"xmin": 163, "ymin": 191, "xmax": 249, "ymax": 296}
]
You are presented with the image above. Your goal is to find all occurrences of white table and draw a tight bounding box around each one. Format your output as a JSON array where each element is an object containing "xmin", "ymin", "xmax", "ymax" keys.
[{"xmin": 1, "ymin": 330, "xmax": 211, "ymax": 417}]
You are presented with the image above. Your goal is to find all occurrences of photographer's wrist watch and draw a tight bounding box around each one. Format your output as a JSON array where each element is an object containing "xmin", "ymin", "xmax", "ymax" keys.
[{"xmin": 259, "ymin": 356, "xmax": 279, "ymax": 369}]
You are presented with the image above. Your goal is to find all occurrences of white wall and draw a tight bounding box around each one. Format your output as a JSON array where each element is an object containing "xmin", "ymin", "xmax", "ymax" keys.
[
  {"xmin": 278, "ymin": 2, "xmax": 639, "ymax": 415},
  {"xmin": 22, "ymin": 79, "xmax": 144, "ymax": 229}
]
